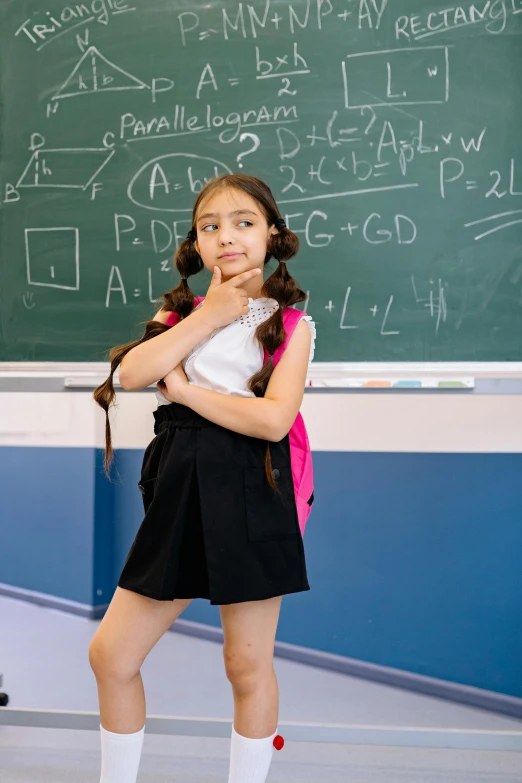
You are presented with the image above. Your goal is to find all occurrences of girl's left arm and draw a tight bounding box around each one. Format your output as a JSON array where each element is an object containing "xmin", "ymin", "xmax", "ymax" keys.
[{"xmin": 162, "ymin": 319, "xmax": 311, "ymax": 441}]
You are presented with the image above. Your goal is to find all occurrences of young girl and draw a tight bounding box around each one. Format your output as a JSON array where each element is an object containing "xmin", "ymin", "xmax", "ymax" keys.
[{"xmin": 91, "ymin": 173, "xmax": 316, "ymax": 783}]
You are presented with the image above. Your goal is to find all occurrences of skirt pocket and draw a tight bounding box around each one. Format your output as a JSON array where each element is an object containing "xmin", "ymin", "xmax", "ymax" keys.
[
  {"xmin": 137, "ymin": 477, "xmax": 158, "ymax": 514},
  {"xmin": 244, "ymin": 467, "xmax": 297, "ymax": 542}
]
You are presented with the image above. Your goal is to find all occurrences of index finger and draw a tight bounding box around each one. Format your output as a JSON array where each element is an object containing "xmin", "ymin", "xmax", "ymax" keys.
[{"xmin": 226, "ymin": 268, "xmax": 263, "ymax": 287}]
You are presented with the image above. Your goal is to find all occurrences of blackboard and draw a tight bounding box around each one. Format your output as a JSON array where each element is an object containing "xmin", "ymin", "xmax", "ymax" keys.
[{"xmin": 1, "ymin": 0, "xmax": 522, "ymax": 362}]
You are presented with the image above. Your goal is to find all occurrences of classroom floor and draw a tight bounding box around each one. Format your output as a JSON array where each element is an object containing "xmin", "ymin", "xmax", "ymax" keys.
[{"xmin": 1, "ymin": 594, "xmax": 521, "ymax": 782}]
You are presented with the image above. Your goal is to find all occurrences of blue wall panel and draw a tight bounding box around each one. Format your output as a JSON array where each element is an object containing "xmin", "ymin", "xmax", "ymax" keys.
[
  {"xmin": 0, "ymin": 447, "xmax": 96, "ymax": 605},
  {"xmin": 1, "ymin": 446, "xmax": 521, "ymax": 698},
  {"xmin": 300, "ymin": 452, "xmax": 522, "ymax": 697}
]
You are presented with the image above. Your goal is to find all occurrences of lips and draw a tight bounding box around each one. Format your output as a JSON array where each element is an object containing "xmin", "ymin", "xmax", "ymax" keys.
[{"xmin": 219, "ymin": 252, "xmax": 243, "ymax": 259}]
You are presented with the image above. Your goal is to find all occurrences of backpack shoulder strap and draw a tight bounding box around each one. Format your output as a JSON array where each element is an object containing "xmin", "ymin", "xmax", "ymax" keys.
[
  {"xmin": 165, "ymin": 296, "xmax": 205, "ymax": 326},
  {"xmin": 263, "ymin": 307, "xmax": 308, "ymax": 367},
  {"xmin": 263, "ymin": 306, "xmax": 313, "ymax": 538}
]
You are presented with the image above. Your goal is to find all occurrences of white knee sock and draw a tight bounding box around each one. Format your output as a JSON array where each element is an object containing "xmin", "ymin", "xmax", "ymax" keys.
[
  {"xmin": 99, "ymin": 723, "xmax": 145, "ymax": 783},
  {"xmin": 227, "ymin": 724, "xmax": 282, "ymax": 783}
]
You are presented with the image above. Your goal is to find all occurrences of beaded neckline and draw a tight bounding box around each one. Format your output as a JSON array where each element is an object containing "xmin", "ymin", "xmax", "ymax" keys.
[
  {"xmin": 248, "ymin": 296, "xmax": 277, "ymax": 304},
  {"xmin": 239, "ymin": 298, "xmax": 278, "ymax": 329}
]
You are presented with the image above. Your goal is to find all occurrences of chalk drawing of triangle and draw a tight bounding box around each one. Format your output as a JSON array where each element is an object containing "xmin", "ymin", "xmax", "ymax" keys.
[{"xmin": 52, "ymin": 45, "xmax": 149, "ymax": 100}]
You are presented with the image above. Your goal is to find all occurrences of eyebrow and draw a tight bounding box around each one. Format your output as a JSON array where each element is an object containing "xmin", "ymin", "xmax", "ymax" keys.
[{"xmin": 196, "ymin": 209, "xmax": 258, "ymax": 222}]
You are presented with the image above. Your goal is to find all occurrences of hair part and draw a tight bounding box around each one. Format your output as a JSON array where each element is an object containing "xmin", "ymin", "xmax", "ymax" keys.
[{"xmin": 93, "ymin": 173, "xmax": 307, "ymax": 493}]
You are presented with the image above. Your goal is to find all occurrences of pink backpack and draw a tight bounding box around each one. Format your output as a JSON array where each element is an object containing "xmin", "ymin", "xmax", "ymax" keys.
[{"xmin": 165, "ymin": 297, "xmax": 314, "ymax": 536}]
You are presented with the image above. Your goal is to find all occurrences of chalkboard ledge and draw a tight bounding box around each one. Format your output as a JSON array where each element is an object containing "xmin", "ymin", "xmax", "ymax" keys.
[{"xmin": 1, "ymin": 362, "xmax": 522, "ymax": 394}]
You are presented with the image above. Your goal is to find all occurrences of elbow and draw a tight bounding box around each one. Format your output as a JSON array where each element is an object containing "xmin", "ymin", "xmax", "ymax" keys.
[
  {"xmin": 118, "ymin": 376, "xmax": 131, "ymax": 392},
  {"xmin": 264, "ymin": 403, "xmax": 294, "ymax": 442},
  {"xmin": 118, "ymin": 356, "xmax": 149, "ymax": 392},
  {"xmin": 117, "ymin": 362, "xmax": 138, "ymax": 392},
  {"xmin": 118, "ymin": 369, "xmax": 156, "ymax": 393},
  {"xmin": 118, "ymin": 375, "xmax": 145, "ymax": 392},
  {"xmin": 117, "ymin": 365, "xmax": 130, "ymax": 391},
  {"xmin": 117, "ymin": 357, "xmax": 129, "ymax": 390},
  {"xmin": 266, "ymin": 417, "xmax": 289, "ymax": 443}
]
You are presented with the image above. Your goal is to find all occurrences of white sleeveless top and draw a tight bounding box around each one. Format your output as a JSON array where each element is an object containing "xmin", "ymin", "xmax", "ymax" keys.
[{"xmin": 155, "ymin": 297, "xmax": 316, "ymax": 406}]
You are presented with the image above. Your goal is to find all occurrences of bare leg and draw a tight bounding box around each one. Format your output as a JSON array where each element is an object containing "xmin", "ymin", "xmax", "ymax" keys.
[
  {"xmin": 232, "ymin": 667, "xmax": 279, "ymax": 738},
  {"xmin": 220, "ymin": 596, "xmax": 282, "ymax": 738},
  {"xmin": 93, "ymin": 670, "xmax": 146, "ymax": 734},
  {"xmin": 220, "ymin": 598, "xmax": 283, "ymax": 782},
  {"xmin": 89, "ymin": 588, "xmax": 193, "ymax": 733}
]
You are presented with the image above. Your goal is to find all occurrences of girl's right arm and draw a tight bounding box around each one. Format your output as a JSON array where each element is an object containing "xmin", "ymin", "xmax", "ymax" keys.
[
  {"xmin": 118, "ymin": 306, "xmax": 217, "ymax": 391},
  {"xmin": 119, "ymin": 267, "xmax": 262, "ymax": 391}
]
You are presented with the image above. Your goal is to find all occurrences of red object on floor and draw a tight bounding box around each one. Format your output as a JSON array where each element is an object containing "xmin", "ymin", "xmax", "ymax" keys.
[{"xmin": 273, "ymin": 735, "xmax": 285, "ymax": 750}]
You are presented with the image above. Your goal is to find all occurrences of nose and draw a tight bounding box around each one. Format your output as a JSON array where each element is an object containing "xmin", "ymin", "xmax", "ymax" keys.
[{"xmin": 217, "ymin": 224, "xmax": 234, "ymax": 245}]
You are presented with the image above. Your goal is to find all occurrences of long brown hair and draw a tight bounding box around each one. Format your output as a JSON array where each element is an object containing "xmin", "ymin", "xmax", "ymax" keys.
[{"xmin": 93, "ymin": 173, "xmax": 307, "ymax": 491}]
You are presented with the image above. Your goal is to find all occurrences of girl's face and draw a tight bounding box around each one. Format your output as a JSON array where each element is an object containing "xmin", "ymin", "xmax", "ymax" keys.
[{"xmin": 194, "ymin": 188, "xmax": 278, "ymax": 296}]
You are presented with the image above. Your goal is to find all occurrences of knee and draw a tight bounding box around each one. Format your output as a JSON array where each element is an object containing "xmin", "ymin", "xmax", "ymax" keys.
[
  {"xmin": 88, "ymin": 636, "xmax": 138, "ymax": 682},
  {"xmin": 223, "ymin": 647, "xmax": 272, "ymax": 693}
]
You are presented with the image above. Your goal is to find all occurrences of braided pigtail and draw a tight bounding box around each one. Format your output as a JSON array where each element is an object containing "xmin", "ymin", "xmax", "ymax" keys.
[
  {"xmin": 247, "ymin": 217, "xmax": 306, "ymax": 494},
  {"xmin": 161, "ymin": 227, "xmax": 203, "ymax": 317},
  {"xmin": 93, "ymin": 227, "xmax": 204, "ymax": 479}
]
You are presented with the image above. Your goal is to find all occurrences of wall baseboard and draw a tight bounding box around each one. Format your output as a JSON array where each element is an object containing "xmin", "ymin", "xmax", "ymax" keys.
[
  {"xmin": 0, "ymin": 582, "xmax": 108, "ymax": 618},
  {"xmin": 2, "ymin": 584, "xmax": 519, "ymax": 722},
  {"xmin": 171, "ymin": 618, "xmax": 522, "ymax": 722}
]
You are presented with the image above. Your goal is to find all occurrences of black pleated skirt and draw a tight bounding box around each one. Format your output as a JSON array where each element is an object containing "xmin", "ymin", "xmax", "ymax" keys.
[{"xmin": 117, "ymin": 402, "xmax": 310, "ymax": 605}]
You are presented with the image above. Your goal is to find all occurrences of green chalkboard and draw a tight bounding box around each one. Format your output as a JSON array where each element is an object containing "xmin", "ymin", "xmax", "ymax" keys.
[{"xmin": 1, "ymin": 0, "xmax": 522, "ymax": 362}]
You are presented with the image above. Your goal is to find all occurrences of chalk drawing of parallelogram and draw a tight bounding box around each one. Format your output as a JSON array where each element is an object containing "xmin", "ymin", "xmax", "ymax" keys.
[
  {"xmin": 52, "ymin": 45, "xmax": 150, "ymax": 100},
  {"xmin": 25, "ymin": 227, "xmax": 80, "ymax": 291},
  {"xmin": 17, "ymin": 148, "xmax": 115, "ymax": 189}
]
